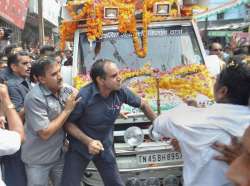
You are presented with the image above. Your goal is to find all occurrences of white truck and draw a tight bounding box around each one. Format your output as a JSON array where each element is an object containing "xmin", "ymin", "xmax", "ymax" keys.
[{"xmin": 61, "ymin": 2, "xmax": 218, "ymax": 185}]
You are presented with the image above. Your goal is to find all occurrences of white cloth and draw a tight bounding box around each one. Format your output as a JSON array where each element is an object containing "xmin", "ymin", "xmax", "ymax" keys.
[
  {"xmin": 153, "ymin": 103, "xmax": 250, "ymax": 186},
  {"xmin": 0, "ymin": 128, "xmax": 21, "ymax": 186}
]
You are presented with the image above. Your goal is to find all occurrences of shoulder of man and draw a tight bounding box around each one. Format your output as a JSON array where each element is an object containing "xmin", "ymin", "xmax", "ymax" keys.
[
  {"xmin": 118, "ymin": 86, "xmax": 138, "ymax": 97},
  {"xmin": 0, "ymin": 68, "xmax": 12, "ymax": 81},
  {"xmin": 24, "ymin": 85, "xmax": 43, "ymax": 103},
  {"xmin": 78, "ymin": 82, "xmax": 94, "ymax": 96},
  {"xmin": 6, "ymin": 75, "xmax": 23, "ymax": 88}
]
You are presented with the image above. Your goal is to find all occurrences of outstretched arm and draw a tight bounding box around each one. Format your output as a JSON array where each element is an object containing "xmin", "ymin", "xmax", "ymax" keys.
[{"xmin": 140, "ymin": 99, "xmax": 157, "ymax": 121}]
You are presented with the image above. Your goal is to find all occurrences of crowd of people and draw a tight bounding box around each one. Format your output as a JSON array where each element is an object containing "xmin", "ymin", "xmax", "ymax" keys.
[
  {"xmin": 0, "ymin": 25, "xmax": 250, "ymax": 186},
  {"xmin": 207, "ymin": 41, "xmax": 250, "ymax": 66},
  {"xmin": 0, "ymin": 35, "xmax": 156, "ymax": 186}
]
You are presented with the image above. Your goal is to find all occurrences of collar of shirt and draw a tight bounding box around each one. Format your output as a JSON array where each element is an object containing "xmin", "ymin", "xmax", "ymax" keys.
[
  {"xmin": 91, "ymin": 83, "xmax": 100, "ymax": 96},
  {"xmin": 38, "ymin": 84, "xmax": 54, "ymax": 97},
  {"xmin": 38, "ymin": 84, "xmax": 65, "ymax": 109},
  {"xmin": 9, "ymin": 74, "xmax": 31, "ymax": 89},
  {"xmin": 38, "ymin": 83, "xmax": 65, "ymax": 100}
]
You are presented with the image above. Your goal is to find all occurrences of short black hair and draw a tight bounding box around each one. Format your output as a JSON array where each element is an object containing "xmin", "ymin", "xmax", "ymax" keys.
[
  {"xmin": 217, "ymin": 62, "xmax": 250, "ymax": 106},
  {"xmin": 7, "ymin": 50, "xmax": 30, "ymax": 71},
  {"xmin": 33, "ymin": 56, "xmax": 56, "ymax": 77},
  {"xmin": 39, "ymin": 45, "xmax": 55, "ymax": 56},
  {"xmin": 4, "ymin": 44, "xmax": 18, "ymax": 57},
  {"xmin": 0, "ymin": 27, "xmax": 12, "ymax": 40},
  {"xmin": 30, "ymin": 61, "xmax": 40, "ymax": 82},
  {"xmin": 90, "ymin": 59, "xmax": 113, "ymax": 85},
  {"xmin": 209, "ymin": 42, "xmax": 222, "ymax": 50}
]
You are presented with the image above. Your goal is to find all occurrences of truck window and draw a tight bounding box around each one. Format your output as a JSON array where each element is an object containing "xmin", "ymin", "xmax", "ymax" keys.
[{"xmin": 78, "ymin": 24, "xmax": 204, "ymax": 73}]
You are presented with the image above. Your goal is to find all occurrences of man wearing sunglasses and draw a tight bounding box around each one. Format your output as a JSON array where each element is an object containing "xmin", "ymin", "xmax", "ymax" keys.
[
  {"xmin": 209, "ymin": 42, "xmax": 226, "ymax": 70},
  {"xmin": 209, "ymin": 42, "xmax": 224, "ymax": 58}
]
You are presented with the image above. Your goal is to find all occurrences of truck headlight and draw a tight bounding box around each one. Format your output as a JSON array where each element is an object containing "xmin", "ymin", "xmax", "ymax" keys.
[{"xmin": 124, "ymin": 126, "xmax": 144, "ymax": 147}]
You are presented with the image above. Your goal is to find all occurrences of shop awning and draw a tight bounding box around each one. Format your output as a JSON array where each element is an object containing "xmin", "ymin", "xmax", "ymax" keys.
[
  {"xmin": 208, "ymin": 30, "xmax": 235, "ymax": 37},
  {"xmin": 207, "ymin": 21, "xmax": 250, "ymax": 31},
  {"xmin": 195, "ymin": 0, "xmax": 244, "ymax": 20}
]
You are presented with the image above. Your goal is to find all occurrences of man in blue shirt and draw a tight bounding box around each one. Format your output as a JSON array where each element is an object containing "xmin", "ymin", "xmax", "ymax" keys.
[
  {"xmin": 61, "ymin": 59, "xmax": 156, "ymax": 186},
  {"xmin": 3, "ymin": 49, "xmax": 32, "ymax": 186}
]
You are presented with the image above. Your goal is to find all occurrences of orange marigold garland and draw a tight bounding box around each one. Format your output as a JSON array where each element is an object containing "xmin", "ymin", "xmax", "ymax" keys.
[
  {"xmin": 61, "ymin": 0, "xmax": 177, "ymax": 57},
  {"xmin": 59, "ymin": 21, "xmax": 78, "ymax": 50},
  {"xmin": 87, "ymin": 3, "xmax": 103, "ymax": 42},
  {"xmin": 66, "ymin": 0, "xmax": 93, "ymax": 20},
  {"xmin": 118, "ymin": 4, "xmax": 135, "ymax": 33}
]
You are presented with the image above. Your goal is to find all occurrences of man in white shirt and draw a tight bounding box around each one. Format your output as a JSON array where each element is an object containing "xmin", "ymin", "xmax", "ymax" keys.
[
  {"xmin": 0, "ymin": 83, "xmax": 24, "ymax": 186},
  {"xmin": 151, "ymin": 63, "xmax": 250, "ymax": 186}
]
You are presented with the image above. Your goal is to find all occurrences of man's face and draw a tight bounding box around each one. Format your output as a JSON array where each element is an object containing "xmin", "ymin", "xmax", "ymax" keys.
[
  {"xmin": 102, "ymin": 63, "xmax": 121, "ymax": 91},
  {"xmin": 227, "ymin": 127, "xmax": 250, "ymax": 186},
  {"xmin": 13, "ymin": 55, "xmax": 31, "ymax": 78},
  {"xmin": 40, "ymin": 63, "xmax": 63, "ymax": 94},
  {"xmin": 65, "ymin": 50, "xmax": 72, "ymax": 59},
  {"xmin": 0, "ymin": 61, "xmax": 7, "ymax": 70},
  {"xmin": 210, "ymin": 43, "xmax": 223, "ymax": 59},
  {"xmin": 55, "ymin": 55, "xmax": 62, "ymax": 64}
]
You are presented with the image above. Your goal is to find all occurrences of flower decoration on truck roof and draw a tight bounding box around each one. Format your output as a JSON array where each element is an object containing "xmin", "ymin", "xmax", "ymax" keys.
[{"xmin": 60, "ymin": 0, "xmax": 205, "ymax": 57}]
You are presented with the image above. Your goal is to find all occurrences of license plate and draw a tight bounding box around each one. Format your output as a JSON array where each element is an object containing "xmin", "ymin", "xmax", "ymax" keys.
[{"xmin": 137, "ymin": 151, "xmax": 182, "ymax": 164}]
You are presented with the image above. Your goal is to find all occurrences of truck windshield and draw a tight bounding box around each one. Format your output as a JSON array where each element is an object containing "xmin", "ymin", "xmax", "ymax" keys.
[{"xmin": 78, "ymin": 23, "xmax": 204, "ymax": 72}]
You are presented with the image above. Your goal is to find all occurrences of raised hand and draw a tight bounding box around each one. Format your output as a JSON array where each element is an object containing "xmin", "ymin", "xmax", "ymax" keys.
[
  {"xmin": 212, "ymin": 136, "xmax": 242, "ymax": 165},
  {"xmin": 64, "ymin": 91, "xmax": 81, "ymax": 113},
  {"xmin": 0, "ymin": 83, "xmax": 9, "ymax": 101}
]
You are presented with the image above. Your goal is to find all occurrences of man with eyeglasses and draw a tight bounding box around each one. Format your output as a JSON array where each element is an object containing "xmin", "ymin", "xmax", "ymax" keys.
[
  {"xmin": 209, "ymin": 42, "xmax": 223, "ymax": 58},
  {"xmin": 0, "ymin": 45, "xmax": 22, "ymax": 83},
  {"xmin": 209, "ymin": 42, "xmax": 226, "ymax": 70},
  {"xmin": 2, "ymin": 49, "xmax": 32, "ymax": 186}
]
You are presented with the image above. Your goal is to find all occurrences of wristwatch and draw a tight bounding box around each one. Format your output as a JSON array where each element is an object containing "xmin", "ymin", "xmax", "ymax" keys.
[{"xmin": 6, "ymin": 103, "xmax": 15, "ymax": 109}]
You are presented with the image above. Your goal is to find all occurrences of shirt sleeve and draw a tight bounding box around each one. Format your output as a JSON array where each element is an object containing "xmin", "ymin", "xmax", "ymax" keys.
[
  {"xmin": 8, "ymin": 85, "xmax": 24, "ymax": 112},
  {"xmin": 0, "ymin": 129, "xmax": 21, "ymax": 156},
  {"xmin": 121, "ymin": 87, "xmax": 141, "ymax": 108},
  {"xmin": 152, "ymin": 113, "xmax": 176, "ymax": 139},
  {"xmin": 24, "ymin": 95, "xmax": 50, "ymax": 132}
]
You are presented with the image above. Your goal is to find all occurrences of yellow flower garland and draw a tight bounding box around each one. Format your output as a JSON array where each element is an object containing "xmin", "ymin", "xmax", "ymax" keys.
[{"xmin": 73, "ymin": 64, "xmax": 214, "ymax": 100}]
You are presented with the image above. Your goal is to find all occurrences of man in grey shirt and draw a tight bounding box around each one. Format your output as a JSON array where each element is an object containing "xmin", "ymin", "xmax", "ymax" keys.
[{"xmin": 21, "ymin": 56, "xmax": 80, "ymax": 186}]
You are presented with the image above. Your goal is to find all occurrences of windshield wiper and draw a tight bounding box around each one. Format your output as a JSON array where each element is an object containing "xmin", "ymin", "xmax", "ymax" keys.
[{"xmin": 110, "ymin": 40, "xmax": 126, "ymax": 65}]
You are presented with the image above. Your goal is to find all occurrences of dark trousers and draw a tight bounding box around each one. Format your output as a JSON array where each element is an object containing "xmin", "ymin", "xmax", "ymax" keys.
[
  {"xmin": 3, "ymin": 150, "xmax": 27, "ymax": 186},
  {"xmin": 61, "ymin": 149, "xmax": 124, "ymax": 186}
]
